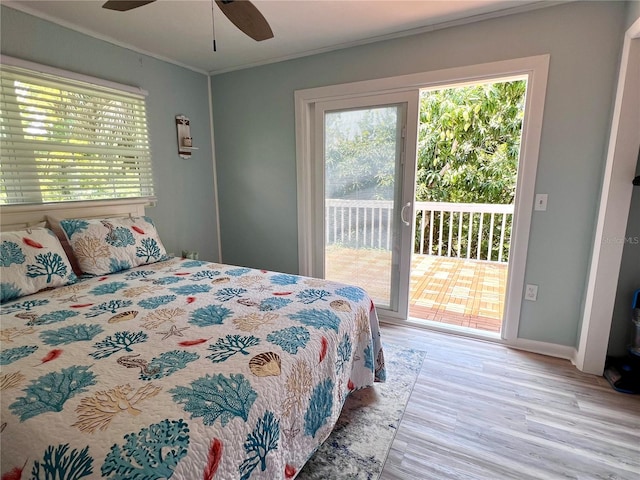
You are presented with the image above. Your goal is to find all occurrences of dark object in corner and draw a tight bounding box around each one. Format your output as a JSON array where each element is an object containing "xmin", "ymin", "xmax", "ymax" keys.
[
  {"xmin": 633, "ymin": 176, "xmax": 640, "ymax": 186},
  {"xmin": 604, "ymin": 289, "xmax": 640, "ymax": 394}
]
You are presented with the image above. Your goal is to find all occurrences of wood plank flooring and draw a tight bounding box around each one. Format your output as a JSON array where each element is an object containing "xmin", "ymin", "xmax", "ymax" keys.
[{"xmin": 378, "ymin": 324, "xmax": 640, "ymax": 480}]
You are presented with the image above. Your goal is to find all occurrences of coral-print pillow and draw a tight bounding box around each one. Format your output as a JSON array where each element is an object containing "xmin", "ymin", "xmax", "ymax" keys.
[
  {"xmin": 60, "ymin": 216, "xmax": 167, "ymax": 275},
  {"xmin": 0, "ymin": 227, "xmax": 77, "ymax": 303}
]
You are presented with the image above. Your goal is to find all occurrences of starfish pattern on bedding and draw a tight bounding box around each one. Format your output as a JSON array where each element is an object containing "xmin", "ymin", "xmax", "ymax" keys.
[
  {"xmin": 57, "ymin": 294, "xmax": 86, "ymax": 303},
  {"xmin": 156, "ymin": 325, "xmax": 189, "ymax": 340}
]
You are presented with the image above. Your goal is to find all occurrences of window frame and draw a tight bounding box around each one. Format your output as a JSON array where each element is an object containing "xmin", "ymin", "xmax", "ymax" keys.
[{"xmin": 0, "ymin": 55, "xmax": 155, "ymax": 206}]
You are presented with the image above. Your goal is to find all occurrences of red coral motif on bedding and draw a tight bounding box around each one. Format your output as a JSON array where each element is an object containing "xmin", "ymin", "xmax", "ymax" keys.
[
  {"xmin": 186, "ymin": 296, "xmax": 196, "ymax": 304},
  {"xmin": 22, "ymin": 237, "xmax": 43, "ymax": 249},
  {"xmin": 131, "ymin": 226, "xmax": 145, "ymax": 235},
  {"xmin": 178, "ymin": 338, "xmax": 209, "ymax": 347},
  {"xmin": 203, "ymin": 438, "xmax": 223, "ymax": 480},
  {"xmin": 1, "ymin": 460, "xmax": 27, "ymax": 480},
  {"xmin": 319, "ymin": 336, "xmax": 328, "ymax": 364},
  {"xmin": 285, "ymin": 464, "xmax": 297, "ymax": 478},
  {"xmin": 273, "ymin": 292, "xmax": 292, "ymax": 296},
  {"xmin": 348, "ymin": 379, "xmax": 355, "ymax": 391},
  {"xmin": 174, "ymin": 272, "xmax": 191, "ymax": 276},
  {"xmin": 98, "ymin": 276, "xmax": 108, "ymax": 281},
  {"xmin": 70, "ymin": 304, "xmax": 93, "ymax": 308},
  {"xmin": 36, "ymin": 349, "xmax": 63, "ymax": 366}
]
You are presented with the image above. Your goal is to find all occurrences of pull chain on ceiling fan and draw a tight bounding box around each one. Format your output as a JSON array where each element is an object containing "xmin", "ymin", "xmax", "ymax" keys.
[{"xmin": 102, "ymin": 0, "xmax": 273, "ymax": 47}]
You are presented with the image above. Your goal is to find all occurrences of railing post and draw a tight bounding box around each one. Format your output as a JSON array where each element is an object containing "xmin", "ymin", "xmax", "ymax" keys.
[{"xmin": 324, "ymin": 199, "xmax": 513, "ymax": 263}]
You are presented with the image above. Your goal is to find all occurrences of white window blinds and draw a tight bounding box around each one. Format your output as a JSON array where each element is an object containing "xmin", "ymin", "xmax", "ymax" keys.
[{"xmin": 0, "ymin": 62, "xmax": 154, "ymax": 205}]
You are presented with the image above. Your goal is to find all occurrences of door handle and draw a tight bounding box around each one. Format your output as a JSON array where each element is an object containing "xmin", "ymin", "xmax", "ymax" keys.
[{"xmin": 401, "ymin": 202, "xmax": 412, "ymax": 226}]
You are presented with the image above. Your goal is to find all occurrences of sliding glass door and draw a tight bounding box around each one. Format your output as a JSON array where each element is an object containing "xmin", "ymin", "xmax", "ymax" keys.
[{"xmin": 315, "ymin": 92, "xmax": 418, "ymax": 317}]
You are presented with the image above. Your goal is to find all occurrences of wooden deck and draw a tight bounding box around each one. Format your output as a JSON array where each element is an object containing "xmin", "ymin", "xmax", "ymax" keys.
[{"xmin": 326, "ymin": 246, "xmax": 507, "ymax": 333}]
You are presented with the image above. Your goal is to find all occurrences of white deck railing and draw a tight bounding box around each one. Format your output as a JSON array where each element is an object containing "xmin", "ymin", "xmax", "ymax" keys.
[{"xmin": 325, "ymin": 199, "xmax": 514, "ymax": 262}]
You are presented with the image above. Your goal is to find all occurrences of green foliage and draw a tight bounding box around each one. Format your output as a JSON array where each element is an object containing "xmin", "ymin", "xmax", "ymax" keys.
[
  {"xmin": 413, "ymin": 82, "xmax": 524, "ymax": 261},
  {"xmin": 170, "ymin": 373, "xmax": 257, "ymax": 427},
  {"xmin": 101, "ymin": 419, "xmax": 190, "ymax": 479},
  {"xmin": 416, "ymin": 81, "xmax": 525, "ymax": 204},
  {"xmin": 239, "ymin": 411, "xmax": 280, "ymax": 480},
  {"xmin": 324, "ymin": 106, "xmax": 399, "ymax": 200},
  {"xmin": 31, "ymin": 444, "xmax": 94, "ymax": 480},
  {"xmin": 10, "ymin": 365, "xmax": 96, "ymax": 421}
]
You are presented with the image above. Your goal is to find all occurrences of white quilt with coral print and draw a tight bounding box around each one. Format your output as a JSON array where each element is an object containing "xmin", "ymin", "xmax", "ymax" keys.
[{"xmin": 0, "ymin": 258, "xmax": 385, "ymax": 480}]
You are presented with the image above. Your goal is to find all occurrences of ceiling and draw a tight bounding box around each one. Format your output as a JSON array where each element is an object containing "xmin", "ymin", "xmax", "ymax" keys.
[{"xmin": 5, "ymin": 0, "xmax": 552, "ymax": 75}]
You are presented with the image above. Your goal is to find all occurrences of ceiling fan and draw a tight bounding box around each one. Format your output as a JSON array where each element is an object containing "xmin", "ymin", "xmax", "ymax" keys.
[{"xmin": 102, "ymin": 0, "xmax": 274, "ymax": 42}]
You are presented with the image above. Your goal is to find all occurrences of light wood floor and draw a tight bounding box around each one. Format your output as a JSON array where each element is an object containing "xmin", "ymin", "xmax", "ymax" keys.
[{"xmin": 379, "ymin": 323, "xmax": 640, "ymax": 480}]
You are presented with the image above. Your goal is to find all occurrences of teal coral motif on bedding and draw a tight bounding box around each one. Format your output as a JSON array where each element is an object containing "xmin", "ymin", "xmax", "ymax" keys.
[
  {"xmin": 0, "ymin": 257, "xmax": 386, "ymax": 479},
  {"xmin": 60, "ymin": 216, "xmax": 167, "ymax": 276},
  {"xmin": 0, "ymin": 227, "xmax": 76, "ymax": 303}
]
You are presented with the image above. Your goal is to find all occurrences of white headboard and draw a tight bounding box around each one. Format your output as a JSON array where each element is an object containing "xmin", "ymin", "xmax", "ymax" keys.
[{"xmin": 0, "ymin": 199, "xmax": 151, "ymax": 231}]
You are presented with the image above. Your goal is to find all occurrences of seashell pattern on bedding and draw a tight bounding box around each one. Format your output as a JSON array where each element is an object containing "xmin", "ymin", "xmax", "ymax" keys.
[{"xmin": 0, "ymin": 258, "xmax": 385, "ymax": 480}]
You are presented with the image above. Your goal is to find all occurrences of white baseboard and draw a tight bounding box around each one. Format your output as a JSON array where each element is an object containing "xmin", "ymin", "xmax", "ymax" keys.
[
  {"xmin": 508, "ymin": 337, "xmax": 577, "ymax": 362},
  {"xmin": 380, "ymin": 317, "xmax": 578, "ymax": 363}
]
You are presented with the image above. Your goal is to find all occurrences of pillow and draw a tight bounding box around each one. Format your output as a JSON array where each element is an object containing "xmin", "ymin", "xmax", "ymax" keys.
[
  {"xmin": 60, "ymin": 216, "xmax": 167, "ymax": 275},
  {"xmin": 0, "ymin": 227, "xmax": 77, "ymax": 303},
  {"xmin": 45, "ymin": 215, "xmax": 83, "ymax": 276}
]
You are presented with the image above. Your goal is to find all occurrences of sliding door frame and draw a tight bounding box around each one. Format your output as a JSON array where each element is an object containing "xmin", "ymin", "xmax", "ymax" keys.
[{"xmin": 295, "ymin": 55, "xmax": 550, "ymax": 343}]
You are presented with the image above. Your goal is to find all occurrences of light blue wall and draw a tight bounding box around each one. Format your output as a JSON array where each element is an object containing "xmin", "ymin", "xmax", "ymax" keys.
[
  {"xmin": 1, "ymin": 6, "xmax": 220, "ymax": 262},
  {"xmin": 211, "ymin": 1, "xmax": 626, "ymax": 347}
]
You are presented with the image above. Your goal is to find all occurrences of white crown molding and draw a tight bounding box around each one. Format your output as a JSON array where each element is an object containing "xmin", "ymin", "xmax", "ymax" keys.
[
  {"xmin": 2, "ymin": 1, "xmax": 209, "ymax": 76},
  {"xmin": 208, "ymin": 1, "xmax": 569, "ymax": 75},
  {"xmin": 2, "ymin": 1, "xmax": 568, "ymax": 76}
]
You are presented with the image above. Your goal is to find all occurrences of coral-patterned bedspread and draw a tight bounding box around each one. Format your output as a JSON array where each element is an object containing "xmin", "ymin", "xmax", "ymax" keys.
[{"xmin": 0, "ymin": 258, "xmax": 385, "ymax": 479}]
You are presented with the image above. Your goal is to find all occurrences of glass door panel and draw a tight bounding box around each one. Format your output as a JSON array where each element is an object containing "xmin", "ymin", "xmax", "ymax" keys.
[
  {"xmin": 314, "ymin": 91, "xmax": 419, "ymax": 319},
  {"xmin": 320, "ymin": 100, "xmax": 412, "ymax": 312}
]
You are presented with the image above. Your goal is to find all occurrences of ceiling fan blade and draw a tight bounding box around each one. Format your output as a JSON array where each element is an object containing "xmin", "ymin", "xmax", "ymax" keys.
[
  {"xmin": 215, "ymin": 0, "xmax": 274, "ymax": 42},
  {"xmin": 102, "ymin": 1, "xmax": 156, "ymax": 12}
]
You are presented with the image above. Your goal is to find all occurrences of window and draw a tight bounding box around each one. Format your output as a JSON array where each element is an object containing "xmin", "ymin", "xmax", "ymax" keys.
[{"xmin": 0, "ymin": 58, "xmax": 153, "ymax": 205}]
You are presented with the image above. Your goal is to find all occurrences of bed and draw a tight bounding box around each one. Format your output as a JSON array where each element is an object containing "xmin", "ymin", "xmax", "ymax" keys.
[{"xmin": 0, "ymin": 202, "xmax": 385, "ymax": 480}]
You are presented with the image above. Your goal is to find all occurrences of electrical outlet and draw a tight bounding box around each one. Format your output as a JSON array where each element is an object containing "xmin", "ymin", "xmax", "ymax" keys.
[{"xmin": 525, "ymin": 284, "xmax": 538, "ymax": 301}]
